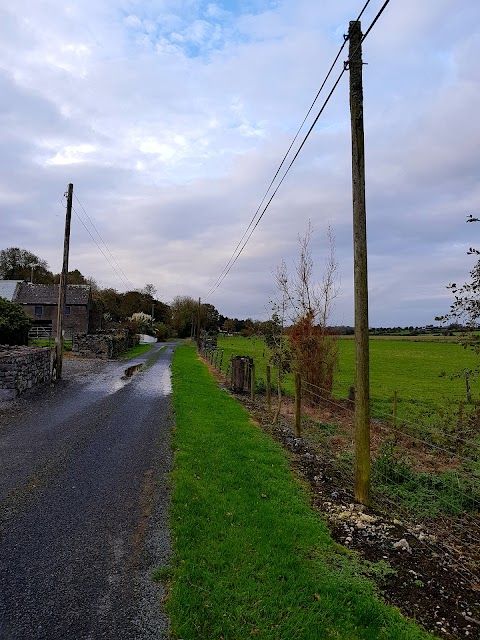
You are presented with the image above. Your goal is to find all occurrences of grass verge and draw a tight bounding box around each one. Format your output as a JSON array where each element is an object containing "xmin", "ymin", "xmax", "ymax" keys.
[
  {"xmin": 29, "ymin": 338, "xmax": 72, "ymax": 351},
  {"xmin": 166, "ymin": 344, "xmax": 433, "ymax": 639},
  {"xmin": 118, "ymin": 343, "xmax": 154, "ymax": 359}
]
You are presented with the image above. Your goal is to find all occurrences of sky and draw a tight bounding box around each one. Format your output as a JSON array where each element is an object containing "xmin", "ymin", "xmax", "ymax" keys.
[{"xmin": 1, "ymin": 0, "xmax": 479, "ymax": 327}]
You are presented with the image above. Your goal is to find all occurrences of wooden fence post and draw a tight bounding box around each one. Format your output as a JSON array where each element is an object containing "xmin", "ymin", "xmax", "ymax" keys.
[
  {"xmin": 457, "ymin": 400, "xmax": 463, "ymax": 456},
  {"xmin": 465, "ymin": 372, "xmax": 472, "ymax": 403},
  {"xmin": 348, "ymin": 386, "xmax": 355, "ymax": 404},
  {"xmin": 266, "ymin": 365, "xmax": 271, "ymax": 412},
  {"xmin": 393, "ymin": 390, "xmax": 398, "ymax": 442},
  {"xmin": 250, "ymin": 363, "xmax": 255, "ymax": 401},
  {"xmin": 295, "ymin": 372, "xmax": 301, "ymax": 438}
]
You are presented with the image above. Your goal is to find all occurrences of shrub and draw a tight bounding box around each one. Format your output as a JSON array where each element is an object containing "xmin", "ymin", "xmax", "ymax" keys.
[
  {"xmin": 288, "ymin": 312, "xmax": 338, "ymax": 404},
  {"xmin": 0, "ymin": 297, "xmax": 32, "ymax": 345},
  {"xmin": 155, "ymin": 322, "xmax": 172, "ymax": 341}
]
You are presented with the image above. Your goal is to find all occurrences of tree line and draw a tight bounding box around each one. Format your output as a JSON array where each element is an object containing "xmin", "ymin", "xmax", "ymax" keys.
[{"xmin": 0, "ymin": 247, "xmax": 259, "ymax": 342}]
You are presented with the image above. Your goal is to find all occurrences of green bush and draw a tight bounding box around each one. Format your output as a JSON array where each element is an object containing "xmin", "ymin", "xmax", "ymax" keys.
[
  {"xmin": 155, "ymin": 322, "xmax": 172, "ymax": 341},
  {"xmin": 0, "ymin": 297, "xmax": 31, "ymax": 345}
]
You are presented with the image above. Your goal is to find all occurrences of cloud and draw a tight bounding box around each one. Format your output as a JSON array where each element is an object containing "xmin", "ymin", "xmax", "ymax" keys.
[{"xmin": 0, "ymin": 0, "xmax": 479, "ymax": 327}]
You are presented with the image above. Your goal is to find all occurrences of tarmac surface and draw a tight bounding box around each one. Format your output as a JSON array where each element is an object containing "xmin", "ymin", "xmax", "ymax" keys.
[{"xmin": 0, "ymin": 342, "xmax": 176, "ymax": 639}]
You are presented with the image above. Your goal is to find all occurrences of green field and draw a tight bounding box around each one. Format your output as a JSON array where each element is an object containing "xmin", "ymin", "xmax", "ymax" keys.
[{"xmin": 217, "ymin": 335, "xmax": 479, "ymax": 432}]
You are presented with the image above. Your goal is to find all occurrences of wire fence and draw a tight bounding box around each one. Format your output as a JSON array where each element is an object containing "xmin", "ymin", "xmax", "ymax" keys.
[{"xmin": 200, "ymin": 344, "xmax": 480, "ymax": 586}]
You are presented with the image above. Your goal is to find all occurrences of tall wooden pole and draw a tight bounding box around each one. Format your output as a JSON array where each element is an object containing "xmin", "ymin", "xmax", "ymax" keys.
[
  {"xmin": 196, "ymin": 297, "xmax": 201, "ymax": 345},
  {"xmin": 55, "ymin": 183, "xmax": 73, "ymax": 380},
  {"xmin": 349, "ymin": 21, "xmax": 370, "ymax": 506}
]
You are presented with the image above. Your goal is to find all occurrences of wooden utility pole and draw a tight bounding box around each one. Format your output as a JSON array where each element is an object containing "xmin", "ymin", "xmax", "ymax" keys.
[
  {"xmin": 349, "ymin": 21, "xmax": 370, "ymax": 506},
  {"xmin": 55, "ymin": 183, "xmax": 73, "ymax": 380},
  {"xmin": 196, "ymin": 297, "xmax": 201, "ymax": 344}
]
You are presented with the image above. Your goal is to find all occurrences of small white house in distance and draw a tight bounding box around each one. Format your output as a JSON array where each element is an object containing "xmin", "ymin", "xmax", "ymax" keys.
[{"xmin": 138, "ymin": 334, "xmax": 157, "ymax": 344}]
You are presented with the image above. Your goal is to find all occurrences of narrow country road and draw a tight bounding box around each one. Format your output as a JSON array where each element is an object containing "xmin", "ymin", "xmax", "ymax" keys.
[{"xmin": 0, "ymin": 342, "xmax": 176, "ymax": 640}]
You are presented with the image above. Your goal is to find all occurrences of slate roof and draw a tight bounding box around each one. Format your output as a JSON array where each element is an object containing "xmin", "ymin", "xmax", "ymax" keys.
[
  {"xmin": 0, "ymin": 280, "xmax": 23, "ymax": 302},
  {"xmin": 15, "ymin": 283, "xmax": 91, "ymax": 305}
]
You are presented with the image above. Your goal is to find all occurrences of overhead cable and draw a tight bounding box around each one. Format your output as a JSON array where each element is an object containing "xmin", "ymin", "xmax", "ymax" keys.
[
  {"xmin": 204, "ymin": 0, "xmax": 378, "ymax": 300},
  {"xmin": 72, "ymin": 205, "xmax": 134, "ymax": 290},
  {"xmin": 73, "ymin": 193, "xmax": 136, "ymax": 289}
]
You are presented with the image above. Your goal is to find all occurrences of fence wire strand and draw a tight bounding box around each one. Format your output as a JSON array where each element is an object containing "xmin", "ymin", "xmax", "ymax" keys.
[{"xmin": 202, "ymin": 344, "xmax": 480, "ymax": 586}]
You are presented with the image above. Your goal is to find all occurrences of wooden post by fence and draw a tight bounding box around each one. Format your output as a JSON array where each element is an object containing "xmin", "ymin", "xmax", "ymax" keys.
[
  {"xmin": 393, "ymin": 390, "xmax": 398, "ymax": 442},
  {"xmin": 250, "ymin": 363, "xmax": 255, "ymax": 401},
  {"xmin": 295, "ymin": 372, "xmax": 301, "ymax": 438},
  {"xmin": 465, "ymin": 372, "xmax": 472, "ymax": 403},
  {"xmin": 349, "ymin": 20, "xmax": 371, "ymax": 507},
  {"xmin": 266, "ymin": 365, "xmax": 271, "ymax": 412},
  {"xmin": 225, "ymin": 356, "xmax": 232, "ymax": 384},
  {"xmin": 457, "ymin": 400, "xmax": 463, "ymax": 456}
]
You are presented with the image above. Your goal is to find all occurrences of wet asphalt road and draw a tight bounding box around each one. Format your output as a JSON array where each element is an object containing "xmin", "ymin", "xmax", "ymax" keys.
[{"xmin": 0, "ymin": 343, "xmax": 176, "ymax": 639}]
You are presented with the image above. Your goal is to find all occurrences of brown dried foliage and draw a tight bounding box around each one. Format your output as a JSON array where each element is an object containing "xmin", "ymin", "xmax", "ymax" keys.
[{"xmin": 288, "ymin": 311, "xmax": 338, "ymax": 405}]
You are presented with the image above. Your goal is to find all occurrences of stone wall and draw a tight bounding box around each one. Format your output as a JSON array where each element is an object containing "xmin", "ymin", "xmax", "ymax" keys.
[
  {"xmin": 72, "ymin": 331, "xmax": 139, "ymax": 359},
  {"xmin": 0, "ymin": 345, "xmax": 51, "ymax": 400}
]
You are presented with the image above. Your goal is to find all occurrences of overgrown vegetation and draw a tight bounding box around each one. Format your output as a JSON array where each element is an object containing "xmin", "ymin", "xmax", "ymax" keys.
[
  {"xmin": 0, "ymin": 297, "xmax": 31, "ymax": 345},
  {"xmin": 372, "ymin": 440, "xmax": 480, "ymax": 517},
  {"xmin": 274, "ymin": 223, "xmax": 339, "ymax": 404},
  {"xmin": 166, "ymin": 344, "xmax": 432, "ymax": 640}
]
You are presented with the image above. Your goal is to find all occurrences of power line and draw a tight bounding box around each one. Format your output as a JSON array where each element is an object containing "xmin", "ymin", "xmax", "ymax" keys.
[
  {"xmin": 362, "ymin": 0, "xmax": 391, "ymax": 40},
  {"xmin": 73, "ymin": 193, "xmax": 136, "ymax": 289},
  {"xmin": 71, "ymin": 204, "xmax": 134, "ymax": 290},
  {"xmin": 204, "ymin": 0, "xmax": 376, "ymax": 300},
  {"xmin": 206, "ymin": 72, "xmax": 346, "ymax": 300}
]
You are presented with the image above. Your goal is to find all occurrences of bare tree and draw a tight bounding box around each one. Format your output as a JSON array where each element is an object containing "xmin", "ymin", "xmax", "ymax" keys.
[
  {"xmin": 276, "ymin": 222, "xmax": 340, "ymax": 328},
  {"xmin": 275, "ymin": 222, "xmax": 340, "ymax": 404},
  {"xmin": 320, "ymin": 226, "xmax": 340, "ymax": 328}
]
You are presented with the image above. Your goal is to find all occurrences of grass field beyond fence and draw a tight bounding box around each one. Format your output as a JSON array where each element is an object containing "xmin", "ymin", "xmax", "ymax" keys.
[
  {"xmin": 166, "ymin": 344, "xmax": 432, "ymax": 640},
  {"xmin": 217, "ymin": 335, "xmax": 479, "ymax": 430}
]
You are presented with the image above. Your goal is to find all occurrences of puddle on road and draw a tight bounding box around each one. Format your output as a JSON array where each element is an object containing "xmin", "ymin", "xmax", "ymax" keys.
[
  {"xmin": 123, "ymin": 364, "xmax": 144, "ymax": 378},
  {"xmin": 76, "ymin": 345, "xmax": 174, "ymax": 400},
  {"xmin": 131, "ymin": 361, "xmax": 172, "ymax": 398}
]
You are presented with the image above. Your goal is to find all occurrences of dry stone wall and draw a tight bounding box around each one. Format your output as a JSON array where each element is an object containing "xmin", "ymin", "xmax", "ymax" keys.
[
  {"xmin": 72, "ymin": 331, "xmax": 139, "ymax": 359},
  {"xmin": 0, "ymin": 345, "xmax": 51, "ymax": 400}
]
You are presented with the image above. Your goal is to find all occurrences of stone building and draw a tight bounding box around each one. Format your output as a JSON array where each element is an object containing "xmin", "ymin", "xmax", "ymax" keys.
[{"xmin": 15, "ymin": 283, "xmax": 92, "ymax": 337}]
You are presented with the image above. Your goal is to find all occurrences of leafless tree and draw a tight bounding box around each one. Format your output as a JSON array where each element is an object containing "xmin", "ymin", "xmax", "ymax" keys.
[
  {"xmin": 274, "ymin": 221, "xmax": 340, "ymax": 404},
  {"xmin": 276, "ymin": 221, "xmax": 340, "ymax": 327}
]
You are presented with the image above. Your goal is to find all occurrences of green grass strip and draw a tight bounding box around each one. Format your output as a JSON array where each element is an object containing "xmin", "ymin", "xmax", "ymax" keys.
[
  {"xmin": 118, "ymin": 343, "xmax": 153, "ymax": 359},
  {"xmin": 167, "ymin": 344, "xmax": 433, "ymax": 640}
]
